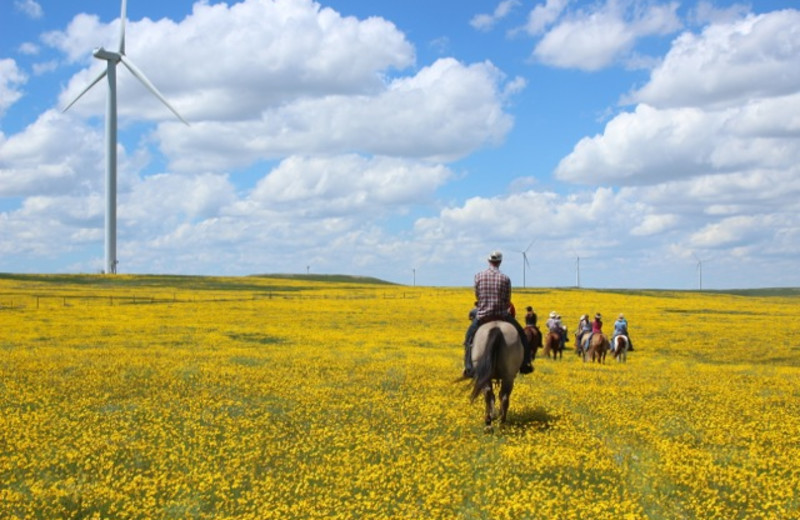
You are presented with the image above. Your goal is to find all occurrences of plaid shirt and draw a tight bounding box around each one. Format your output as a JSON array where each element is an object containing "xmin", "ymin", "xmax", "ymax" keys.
[{"xmin": 474, "ymin": 265, "xmax": 511, "ymax": 320}]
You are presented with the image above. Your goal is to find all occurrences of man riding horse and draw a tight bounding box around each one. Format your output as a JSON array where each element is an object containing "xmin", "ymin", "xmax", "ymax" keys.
[
  {"xmin": 524, "ymin": 305, "xmax": 543, "ymax": 350},
  {"xmin": 463, "ymin": 251, "xmax": 534, "ymax": 377},
  {"xmin": 611, "ymin": 313, "xmax": 634, "ymax": 352},
  {"xmin": 545, "ymin": 311, "xmax": 567, "ymax": 352}
]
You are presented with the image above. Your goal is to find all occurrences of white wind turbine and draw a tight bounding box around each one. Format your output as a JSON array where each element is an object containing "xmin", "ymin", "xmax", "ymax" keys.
[
  {"xmin": 63, "ymin": 0, "xmax": 188, "ymax": 274},
  {"xmin": 692, "ymin": 253, "xmax": 707, "ymax": 290},
  {"xmin": 516, "ymin": 240, "xmax": 535, "ymax": 288},
  {"xmin": 570, "ymin": 250, "xmax": 582, "ymax": 288}
]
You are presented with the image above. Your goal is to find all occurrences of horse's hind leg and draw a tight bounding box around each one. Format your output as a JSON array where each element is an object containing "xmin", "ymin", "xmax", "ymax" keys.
[
  {"xmin": 483, "ymin": 387, "xmax": 495, "ymax": 427},
  {"xmin": 499, "ymin": 381, "xmax": 513, "ymax": 424}
]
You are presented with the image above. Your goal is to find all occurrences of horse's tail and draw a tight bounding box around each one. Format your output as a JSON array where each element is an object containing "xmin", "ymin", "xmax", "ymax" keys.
[{"xmin": 470, "ymin": 326, "xmax": 504, "ymax": 402}]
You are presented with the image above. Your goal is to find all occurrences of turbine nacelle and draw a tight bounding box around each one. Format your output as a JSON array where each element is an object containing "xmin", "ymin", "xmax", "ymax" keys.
[{"xmin": 93, "ymin": 47, "xmax": 121, "ymax": 61}]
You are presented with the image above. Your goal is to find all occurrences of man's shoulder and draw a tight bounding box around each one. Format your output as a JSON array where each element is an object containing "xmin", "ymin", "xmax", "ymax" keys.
[
  {"xmin": 490, "ymin": 267, "xmax": 509, "ymax": 280},
  {"xmin": 476, "ymin": 267, "xmax": 502, "ymax": 278},
  {"xmin": 475, "ymin": 267, "xmax": 510, "ymax": 286}
]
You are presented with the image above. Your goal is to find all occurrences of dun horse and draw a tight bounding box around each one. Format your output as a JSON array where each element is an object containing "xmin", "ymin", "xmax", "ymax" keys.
[
  {"xmin": 585, "ymin": 333, "xmax": 609, "ymax": 363},
  {"xmin": 612, "ymin": 335, "xmax": 629, "ymax": 362},
  {"xmin": 467, "ymin": 321, "xmax": 523, "ymax": 431}
]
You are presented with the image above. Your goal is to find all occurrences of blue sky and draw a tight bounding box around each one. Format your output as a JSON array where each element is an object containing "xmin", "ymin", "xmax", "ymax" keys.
[{"xmin": 1, "ymin": 0, "xmax": 798, "ymax": 289}]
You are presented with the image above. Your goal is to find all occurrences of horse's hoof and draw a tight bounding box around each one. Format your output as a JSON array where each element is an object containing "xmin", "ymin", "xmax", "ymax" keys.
[{"xmin": 484, "ymin": 425, "xmax": 494, "ymax": 434}]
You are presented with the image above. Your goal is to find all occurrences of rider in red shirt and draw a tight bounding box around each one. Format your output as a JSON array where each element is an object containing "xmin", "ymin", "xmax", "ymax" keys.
[
  {"xmin": 583, "ymin": 313, "xmax": 603, "ymax": 351},
  {"xmin": 592, "ymin": 313, "xmax": 603, "ymax": 333}
]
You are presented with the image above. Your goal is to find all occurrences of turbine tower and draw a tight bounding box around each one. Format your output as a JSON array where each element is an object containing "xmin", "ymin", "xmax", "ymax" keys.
[
  {"xmin": 518, "ymin": 240, "xmax": 535, "ymax": 288},
  {"xmin": 63, "ymin": 0, "xmax": 188, "ymax": 274},
  {"xmin": 693, "ymin": 253, "xmax": 703, "ymax": 290}
]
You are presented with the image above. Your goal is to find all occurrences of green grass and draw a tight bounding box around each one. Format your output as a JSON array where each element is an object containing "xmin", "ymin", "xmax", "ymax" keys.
[{"xmin": 249, "ymin": 273, "xmax": 397, "ymax": 285}]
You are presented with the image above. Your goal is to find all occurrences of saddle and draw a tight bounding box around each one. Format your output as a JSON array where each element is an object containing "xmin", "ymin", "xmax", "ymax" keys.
[{"xmin": 477, "ymin": 314, "xmax": 506, "ymax": 327}]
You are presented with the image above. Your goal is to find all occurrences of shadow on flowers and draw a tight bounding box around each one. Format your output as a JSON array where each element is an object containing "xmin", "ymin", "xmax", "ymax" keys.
[{"xmin": 505, "ymin": 406, "xmax": 558, "ymax": 432}]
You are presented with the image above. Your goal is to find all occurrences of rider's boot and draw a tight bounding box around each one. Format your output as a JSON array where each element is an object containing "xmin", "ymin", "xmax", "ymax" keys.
[
  {"xmin": 520, "ymin": 343, "xmax": 534, "ymax": 374},
  {"xmin": 462, "ymin": 342, "xmax": 474, "ymax": 378}
]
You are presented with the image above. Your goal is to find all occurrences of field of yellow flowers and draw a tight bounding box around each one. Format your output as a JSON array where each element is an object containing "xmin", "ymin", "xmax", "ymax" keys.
[{"xmin": 1, "ymin": 274, "xmax": 799, "ymax": 519}]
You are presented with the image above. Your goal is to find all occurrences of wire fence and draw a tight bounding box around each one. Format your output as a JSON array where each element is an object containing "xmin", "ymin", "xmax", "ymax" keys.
[{"xmin": 0, "ymin": 290, "xmax": 435, "ymax": 310}]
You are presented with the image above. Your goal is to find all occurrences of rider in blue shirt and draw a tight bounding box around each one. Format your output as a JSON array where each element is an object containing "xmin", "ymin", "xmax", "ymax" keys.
[{"xmin": 611, "ymin": 313, "xmax": 633, "ymax": 351}]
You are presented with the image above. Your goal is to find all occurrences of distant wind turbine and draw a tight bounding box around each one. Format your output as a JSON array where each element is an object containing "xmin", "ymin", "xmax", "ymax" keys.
[
  {"xmin": 517, "ymin": 240, "xmax": 535, "ymax": 288},
  {"xmin": 692, "ymin": 253, "xmax": 705, "ymax": 290},
  {"xmin": 570, "ymin": 249, "xmax": 581, "ymax": 288},
  {"xmin": 63, "ymin": 0, "xmax": 188, "ymax": 274}
]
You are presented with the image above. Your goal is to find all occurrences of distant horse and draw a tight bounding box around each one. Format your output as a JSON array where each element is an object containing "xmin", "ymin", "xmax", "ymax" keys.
[
  {"xmin": 585, "ymin": 333, "xmax": 609, "ymax": 363},
  {"xmin": 524, "ymin": 325, "xmax": 542, "ymax": 361},
  {"xmin": 467, "ymin": 320, "xmax": 524, "ymax": 431},
  {"xmin": 611, "ymin": 335, "xmax": 629, "ymax": 362},
  {"xmin": 543, "ymin": 331, "xmax": 563, "ymax": 359}
]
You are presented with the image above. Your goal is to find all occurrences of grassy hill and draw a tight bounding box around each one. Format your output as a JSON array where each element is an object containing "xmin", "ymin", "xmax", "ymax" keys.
[{"xmin": 249, "ymin": 273, "xmax": 397, "ymax": 285}]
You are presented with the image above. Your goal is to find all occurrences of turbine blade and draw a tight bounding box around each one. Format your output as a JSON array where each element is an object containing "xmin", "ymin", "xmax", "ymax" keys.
[
  {"xmin": 119, "ymin": 0, "xmax": 127, "ymax": 54},
  {"xmin": 62, "ymin": 68, "xmax": 108, "ymax": 112},
  {"xmin": 119, "ymin": 55, "xmax": 189, "ymax": 125}
]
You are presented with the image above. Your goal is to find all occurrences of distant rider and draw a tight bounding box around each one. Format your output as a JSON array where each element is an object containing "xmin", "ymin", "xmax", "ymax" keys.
[
  {"xmin": 583, "ymin": 313, "xmax": 603, "ymax": 352},
  {"xmin": 525, "ymin": 306, "xmax": 538, "ymax": 328},
  {"xmin": 611, "ymin": 313, "xmax": 633, "ymax": 351},
  {"xmin": 524, "ymin": 305, "xmax": 542, "ymax": 348},
  {"xmin": 556, "ymin": 314, "xmax": 568, "ymax": 349},
  {"xmin": 545, "ymin": 311, "xmax": 567, "ymax": 351},
  {"xmin": 575, "ymin": 314, "xmax": 591, "ymax": 351}
]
